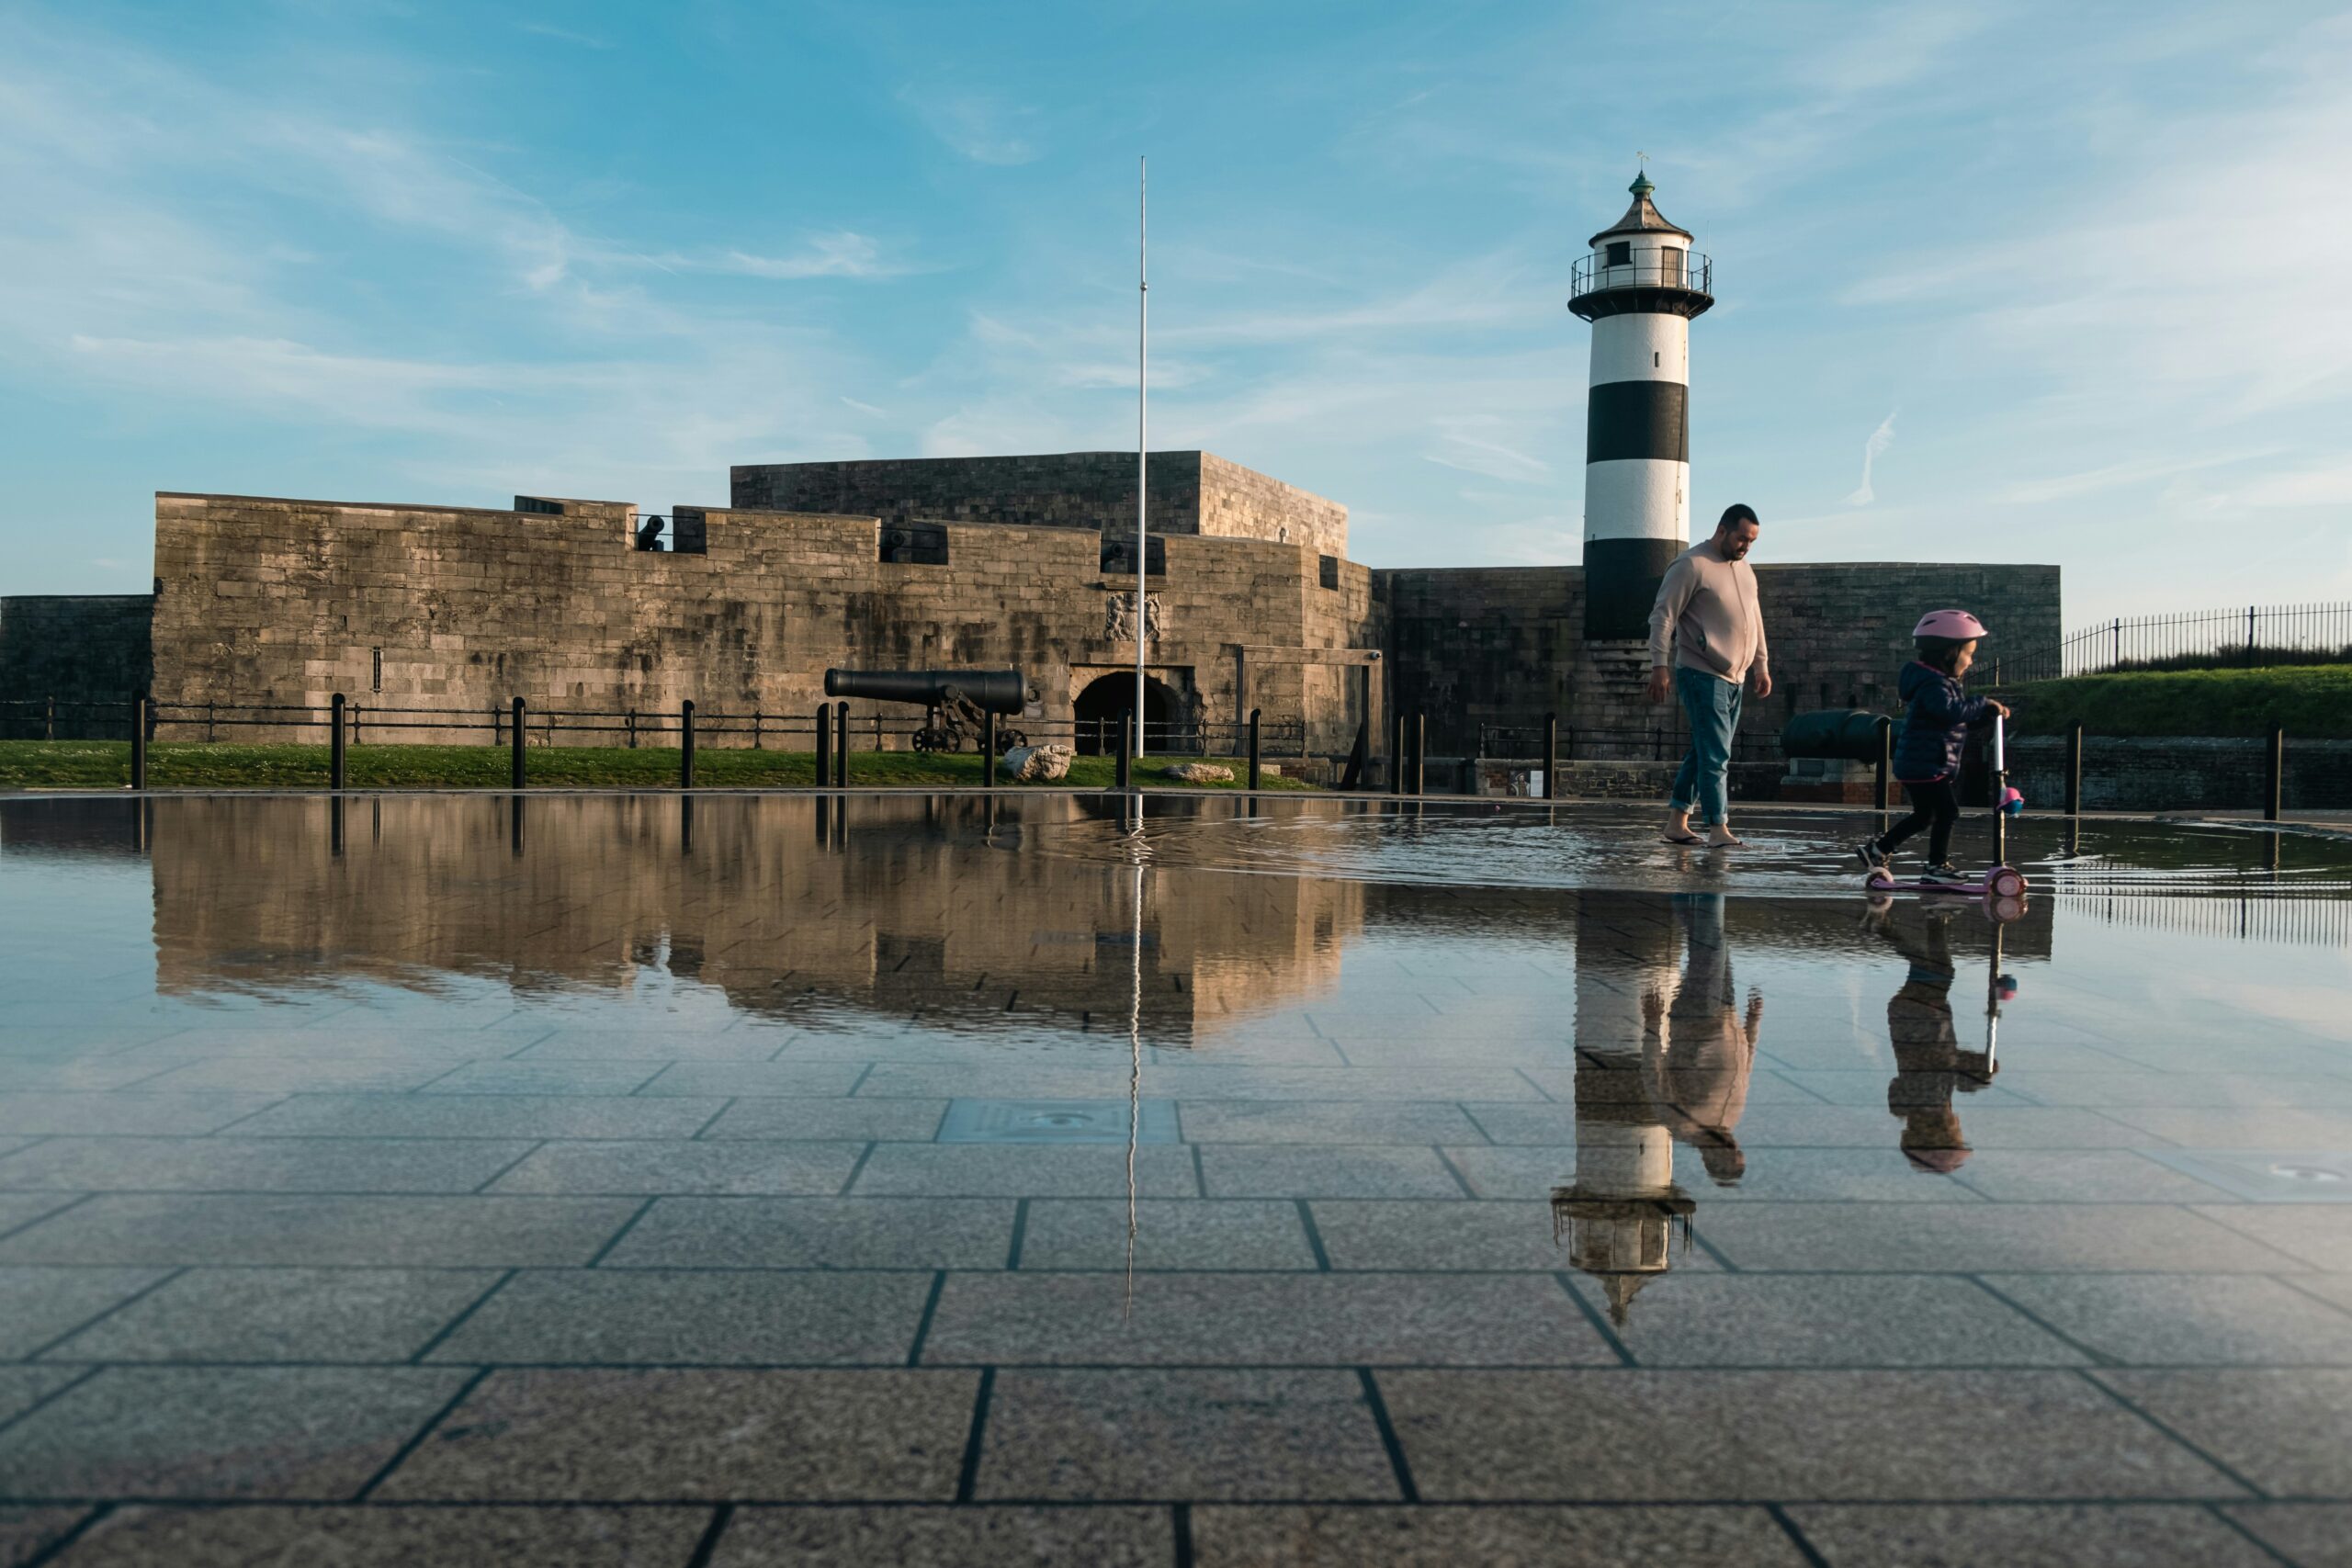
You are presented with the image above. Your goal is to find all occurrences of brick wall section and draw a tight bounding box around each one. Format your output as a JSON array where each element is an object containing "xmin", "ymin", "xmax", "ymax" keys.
[
  {"xmin": 2007, "ymin": 736, "xmax": 2352, "ymax": 812},
  {"xmin": 1376, "ymin": 560, "xmax": 2062, "ymax": 756},
  {"xmin": 148, "ymin": 491, "xmax": 1384, "ymax": 745},
  {"xmin": 729, "ymin": 451, "xmax": 1348, "ymax": 557},
  {"xmin": 0, "ymin": 594, "xmax": 155, "ymax": 736}
]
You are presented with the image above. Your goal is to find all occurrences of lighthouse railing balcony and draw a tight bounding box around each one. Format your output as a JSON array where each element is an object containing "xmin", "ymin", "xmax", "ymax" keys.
[{"xmin": 1570, "ymin": 251, "xmax": 1713, "ymax": 300}]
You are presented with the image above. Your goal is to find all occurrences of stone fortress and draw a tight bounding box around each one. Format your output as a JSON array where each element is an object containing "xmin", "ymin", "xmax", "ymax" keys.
[{"xmin": 0, "ymin": 175, "xmax": 2061, "ymax": 780}]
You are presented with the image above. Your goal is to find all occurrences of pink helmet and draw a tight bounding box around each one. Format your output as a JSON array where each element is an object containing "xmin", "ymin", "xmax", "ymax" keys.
[{"xmin": 1914, "ymin": 609, "xmax": 1988, "ymax": 639}]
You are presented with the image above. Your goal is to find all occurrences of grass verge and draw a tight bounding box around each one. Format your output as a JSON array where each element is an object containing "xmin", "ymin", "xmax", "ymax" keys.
[
  {"xmin": 0, "ymin": 741, "xmax": 1318, "ymax": 792},
  {"xmin": 2007, "ymin": 663, "xmax": 2352, "ymax": 739}
]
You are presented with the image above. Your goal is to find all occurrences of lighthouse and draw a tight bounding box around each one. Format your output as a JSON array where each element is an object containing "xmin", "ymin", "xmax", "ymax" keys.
[{"xmin": 1568, "ymin": 171, "xmax": 1714, "ymax": 640}]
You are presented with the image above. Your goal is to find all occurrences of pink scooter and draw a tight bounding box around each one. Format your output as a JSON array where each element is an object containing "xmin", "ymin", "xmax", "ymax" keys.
[{"xmin": 1864, "ymin": 715, "xmax": 2030, "ymax": 901}]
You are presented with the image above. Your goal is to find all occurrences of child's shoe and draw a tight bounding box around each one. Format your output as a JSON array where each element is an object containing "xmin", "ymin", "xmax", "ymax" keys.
[
  {"xmin": 1918, "ymin": 862, "xmax": 1968, "ymax": 886},
  {"xmin": 1854, "ymin": 840, "xmax": 1888, "ymax": 870}
]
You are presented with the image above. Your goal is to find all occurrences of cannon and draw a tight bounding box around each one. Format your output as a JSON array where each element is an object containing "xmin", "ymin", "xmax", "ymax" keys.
[
  {"xmin": 1781, "ymin": 708, "xmax": 1890, "ymax": 762},
  {"xmin": 823, "ymin": 668, "xmax": 1029, "ymax": 753}
]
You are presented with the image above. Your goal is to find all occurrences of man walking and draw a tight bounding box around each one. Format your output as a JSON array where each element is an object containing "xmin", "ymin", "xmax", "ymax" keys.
[{"xmin": 1646, "ymin": 503, "xmax": 1771, "ymax": 848}]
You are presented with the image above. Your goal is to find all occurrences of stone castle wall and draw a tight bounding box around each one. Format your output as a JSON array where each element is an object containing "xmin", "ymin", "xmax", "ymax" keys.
[
  {"xmin": 1378, "ymin": 560, "xmax": 2063, "ymax": 757},
  {"xmin": 147, "ymin": 488, "xmax": 1382, "ymax": 748},
  {"xmin": 0, "ymin": 593, "xmax": 155, "ymax": 736},
  {"xmin": 730, "ymin": 451, "xmax": 1348, "ymax": 558}
]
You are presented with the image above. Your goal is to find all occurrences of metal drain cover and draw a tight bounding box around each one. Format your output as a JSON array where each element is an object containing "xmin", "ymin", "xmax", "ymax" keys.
[
  {"xmin": 938, "ymin": 1098, "xmax": 1180, "ymax": 1145},
  {"xmin": 2143, "ymin": 1149, "xmax": 2352, "ymax": 1203}
]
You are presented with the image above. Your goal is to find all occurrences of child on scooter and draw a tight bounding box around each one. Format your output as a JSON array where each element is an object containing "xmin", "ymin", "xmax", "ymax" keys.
[{"xmin": 1855, "ymin": 611, "xmax": 2010, "ymax": 886}]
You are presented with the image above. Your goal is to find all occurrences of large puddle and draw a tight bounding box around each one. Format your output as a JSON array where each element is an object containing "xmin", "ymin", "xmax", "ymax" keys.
[{"xmin": 1, "ymin": 792, "xmax": 2349, "ymax": 1551}]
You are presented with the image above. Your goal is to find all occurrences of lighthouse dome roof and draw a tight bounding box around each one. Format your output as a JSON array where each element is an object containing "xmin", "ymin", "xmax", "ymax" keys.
[{"xmin": 1589, "ymin": 171, "xmax": 1694, "ymax": 248}]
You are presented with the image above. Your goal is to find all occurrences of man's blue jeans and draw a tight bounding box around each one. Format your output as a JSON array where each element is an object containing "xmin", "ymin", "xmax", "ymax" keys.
[{"xmin": 1669, "ymin": 667, "xmax": 1743, "ymax": 827}]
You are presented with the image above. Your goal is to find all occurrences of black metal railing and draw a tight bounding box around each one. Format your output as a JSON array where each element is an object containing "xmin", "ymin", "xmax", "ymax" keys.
[
  {"xmin": 1570, "ymin": 250, "xmax": 1713, "ymax": 300},
  {"xmin": 0, "ymin": 695, "xmax": 1302, "ymax": 760},
  {"xmin": 1991, "ymin": 601, "xmax": 2352, "ymax": 685},
  {"xmin": 1473, "ymin": 720, "xmax": 1777, "ymax": 764}
]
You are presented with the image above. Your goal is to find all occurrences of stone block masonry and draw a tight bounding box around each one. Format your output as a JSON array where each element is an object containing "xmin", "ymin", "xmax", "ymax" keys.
[
  {"xmin": 1377, "ymin": 560, "xmax": 2061, "ymax": 758},
  {"xmin": 0, "ymin": 593, "xmax": 154, "ymax": 736},
  {"xmin": 146, "ymin": 477, "xmax": 1382, "ymax": 747},
  {"xmin": 731, "ymin": 451, "xmax": 1349, "ymax": 559}
]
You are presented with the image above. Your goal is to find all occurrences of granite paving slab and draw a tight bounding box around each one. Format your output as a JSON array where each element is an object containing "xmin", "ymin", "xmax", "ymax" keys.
[
  {"xmin": 921, "ymin": 1272, "xmax": 1615, "ymax": 1366},
  {"xmin": 1173, "ymin": 1100, "xmax": 1485, "ymax": 1145},
  {"xmin": 40, "ymin": 1505, "xmax": 712, "ymax": 1567},
  {"xmin": 1983, "ymin": 1273, "xmax": 2352, "ymax": 1365},
  {"xmin": 424, "ymin": 1269, "xmax": 933, "ymax": 1365},
  {"xmin": 2219, "ymin": 1503, "xmax": 2352, "ymax": 1568},
  {"xmin": 850, "ymin": 1145, "xmax": 1199, "ymax": 1198},
  {"xmin": 1017, "ymin": 1200, "xmax": 1317, "ymax": 1271},
  {"xmin": 0, "ymin": 1094, "xmax": 282, "ymax": 1137},
  {"xmin": 600, "ymin": 1197, "xmax": 1016, "ymax": 1270},
  {"xmin": 0, "ymin": 1194, "xmax": 643, "ymax": 1268},
  {"xmin": 1577, "ymin": 1274, "xmax": 2087, "ymax": 1367},
  {"xmin": 1693, "ymin": 1203, "xmax": 2307, "ymax": 1272},
  {"xmin": 0, "ymin": 1267, "xmax": 165, "ymax": 1359},
  {"xmin": 374, "ymin": 1369, "xmax": 978, "ymax": 1500},
  {"xmin": 978, "ymin": 1369, "xmax": 1397, "ymax": 1501},
  {"xmin": 2095, "ymin": 1369, "xmax": 2352, "ymax": 1497},
  {"xmin": 0, "ymin": 1137, "xmax": 539, "ymax": 1194},
  {"xmin": 48, "ymin": 1268, "xmax": 503, "ymax": 1363},
  {"xmin": 1783, "ymin": 1503, "xmax": 2278, "ymax": 1567},
  {"xmin": 2192, "ymin": 1206, "xmax": 2352, "ymax": 1270},
  {"xmin": 0, "ymin": 1367, "xmax": 472, "ymax": 1500},
  {"xmin": 1310, "ymin": 1200, "xmax": 1721, "ymax": 1273},
  {"xmin": 1376, "ymin": 1369, "xmax": 2244, "ymax": 1501},
  {"xmin": 0, "ymin": 1506, "xmax": 88, "ymax": 1567},
  {"xmin": 1189, "ymin": 1505, "xmax": 1812, "ymax": 1567},
  {"xmin": 1199, "ymin": 1145, "xmax": 1467, "ymax": 1199},
  {"xmin": 709, "ymin": 1506, "xmax": 1170, "ymax": 1567},
  {"xmin": 485, "ymin": 1141, "xmax": 865, "ymax": 1196},
  {"xmin": 226, "ymin": 1094, "xmax": 729, "ymax": 1141},
  {"xmin": 699, "ymin": 1098, "xmax": 948, "ymax": 1142}
]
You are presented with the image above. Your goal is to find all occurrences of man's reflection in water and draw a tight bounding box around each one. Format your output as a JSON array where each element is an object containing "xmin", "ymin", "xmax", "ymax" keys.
[
  {"xmin": 1866, "ymin": 901, "xmax": 1997, "ymax": 1173},
  {"xmin": 1554, "ymin": 893, "xmax": 1760, "ymax": 1325}
]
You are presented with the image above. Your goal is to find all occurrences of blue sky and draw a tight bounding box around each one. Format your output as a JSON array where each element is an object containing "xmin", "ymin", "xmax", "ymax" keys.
[{"xmin": 4, "ymin": 1, "xmax": 2347, "ymax": 627}]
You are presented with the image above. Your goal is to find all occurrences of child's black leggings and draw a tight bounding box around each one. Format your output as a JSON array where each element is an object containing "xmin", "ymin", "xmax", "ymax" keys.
[{"xmin": 1877, "ymin": 778, "xmax": 1961, "ymax": 864}]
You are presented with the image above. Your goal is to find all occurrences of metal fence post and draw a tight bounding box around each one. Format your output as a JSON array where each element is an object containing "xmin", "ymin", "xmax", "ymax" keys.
[
  {"xmin": 835, "ymin": 702, "xmax": 849, "ymax": 788},
  {"xmin": 45, "ymin": 694, "xmax": 55, "ymax": 741},
  {"xmin": 130, "ymin": 692, "xmax": 147, "ymax": 790},
  {"xmin": 1248, "ymin": 708, "xmax": 1261, "ymax": 791},
  {"xmin": 1117, "ymin": 714, "xmax": 1134, "ymax": 789},
  {"xmin": 1874, "ymin": 716, "xmax": 1893, "ymax": 813},
  {"xmin": 2266, "ymin": 724, "xmax": 2285, "ymax": 822},
  {"xmin": 982, "ymin": 709, "xmax": 997, "ymax": 789},
  {"xmin": 510, "ymin": 698, "xmax": 526, "ymax": 790},
  {"xmin": 331, "ymin": 693, "xmax": 346, "ymax": 791},
  {"xmin": 1391, "ymin": 712, "xmax": 1405, "ymax": 796},
  {"xmin": 1411, "ymin": 713, "xmax": 1426, "ymax": 796},
  {"xmin": 2064, "ymin": 722, "xmax": 2084, "ymax": 817},
  {"xmin": 1543, "ymin": 712, "xmax": 1558, "ymax": 801},
  {"xmin": 815, "ymin": 703, "xmax": 831, "ymax": 787},
  {"xmin": 680, "ymin": 700, "xmax": 695, "ymax": 789}
]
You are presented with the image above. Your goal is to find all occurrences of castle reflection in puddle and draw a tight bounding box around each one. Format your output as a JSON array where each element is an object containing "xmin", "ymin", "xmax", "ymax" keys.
[{"xmin": 6, "ymin": 791, "xmax": 2046, "ymax": 1324}]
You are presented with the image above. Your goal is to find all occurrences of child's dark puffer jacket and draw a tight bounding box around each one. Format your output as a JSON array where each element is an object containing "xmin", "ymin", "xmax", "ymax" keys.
[{"xmin": 1892, "ymin": 660, "xmax": 1990, "ymax": 783}]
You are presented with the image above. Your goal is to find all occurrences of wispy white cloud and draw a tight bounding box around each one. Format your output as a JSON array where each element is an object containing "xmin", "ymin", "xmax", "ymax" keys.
[
  {"xmin": 517, "ymin": 21, "xmax": 613, "ymax": 50},
  {"xmin": 1844, "ymin": 410, "xmax": 1895, "ymax": 506},
  {"xmin": 897, "ymin": 86, "xmax": 1042, "ymax": 165},
  {"xmin": 709, "ymin": 232, "xmax": 920, "ymax": 281}
]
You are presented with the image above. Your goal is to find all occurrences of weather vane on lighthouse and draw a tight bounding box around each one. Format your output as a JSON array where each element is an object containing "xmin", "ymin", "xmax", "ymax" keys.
[{"xmin": 1568, "ymin": 165, "xmax": 1713, "ymax": 641}]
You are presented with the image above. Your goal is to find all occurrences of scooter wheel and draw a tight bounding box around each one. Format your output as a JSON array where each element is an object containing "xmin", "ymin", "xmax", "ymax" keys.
[
  {"xmin": 1864, "ymin": 868, "xmax": 1896, "ymax": 891},
  {"xmin": 1986, "ymin": 865, "xmax": 2028, "ymax": 900}
]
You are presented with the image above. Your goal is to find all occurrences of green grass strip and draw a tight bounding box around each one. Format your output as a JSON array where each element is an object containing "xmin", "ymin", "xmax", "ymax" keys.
[{"xmin": 0, "ymin": 741, "xmax": 1318, "ymax": 792}]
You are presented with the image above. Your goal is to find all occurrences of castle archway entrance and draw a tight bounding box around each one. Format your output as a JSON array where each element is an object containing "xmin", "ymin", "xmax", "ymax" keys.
[{"xmin": 1073, "ymin": 672, "xmax": 1177, "ymax": 755}]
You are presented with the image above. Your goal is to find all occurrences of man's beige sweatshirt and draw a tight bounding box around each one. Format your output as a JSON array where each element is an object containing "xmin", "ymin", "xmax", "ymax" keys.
[{"xmin": 1646, "ymin": 538, "xmax": 1770, "ymax": 683}]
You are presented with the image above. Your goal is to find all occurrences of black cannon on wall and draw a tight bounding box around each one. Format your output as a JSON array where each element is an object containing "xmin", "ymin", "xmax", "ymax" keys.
[
  {"xmin": 823, "ymin": 668, "xmax": 1031, "ymax": 753},
  {"xmin": 1780, "ymin": 709, "xmax": 1891, "ymax": 762}
]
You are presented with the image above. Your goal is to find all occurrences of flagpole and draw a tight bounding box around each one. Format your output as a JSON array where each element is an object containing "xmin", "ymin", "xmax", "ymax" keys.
[{"xmin": 1135, "ymin": 155, "xmax": 1148, "ymax": 787}]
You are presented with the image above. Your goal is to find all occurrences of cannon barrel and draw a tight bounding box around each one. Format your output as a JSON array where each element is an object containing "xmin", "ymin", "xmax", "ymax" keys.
[
  {"xmin": 1781, "ymin": 708, "xmax": 1891, "ymax": 762},
  {"xmin": 823, "ymin": 668, "xmax": 1026, "ymax": 714}
]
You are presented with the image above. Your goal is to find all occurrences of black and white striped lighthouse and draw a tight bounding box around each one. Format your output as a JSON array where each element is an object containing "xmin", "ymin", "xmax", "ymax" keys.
[{"xmin": 1568, "ymin": 172, "xmax": 1714, "ymax": 640}]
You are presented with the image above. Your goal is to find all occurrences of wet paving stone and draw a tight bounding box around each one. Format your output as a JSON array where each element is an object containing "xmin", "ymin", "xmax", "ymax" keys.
[
  {"xmin": 374, "ymin": 1369, "xmax": 978, "ymax": 1500},
  {"xmin": 0, "ymin": 1367, "xmax": 472, "ymax": 1499},
  {"xmin": 423, "ymin": 1269, "xmax": 935, "ymax": 1365},
  {"xmin": 1189, "ymin": 1505, "xmax": 1812, "ymax": 1567},
  {"xmin": 708, "ymin": 1506, "xmax": 1171, "ymax": 1567},
  {"xmin": 47, "ymin": 1268, "xmax": 503, "ymax": 1364},
  {"xmin": 40, "ymin": 1505, "xmax": 713, "ymax": 1567},
  {"xmin": 0, "ymin": 1194, "xmax": 645, "ymax": 1268},
  {"xmin": 1783, "ymin": 1503, "xmax": 2278, "ymax": 1567}
]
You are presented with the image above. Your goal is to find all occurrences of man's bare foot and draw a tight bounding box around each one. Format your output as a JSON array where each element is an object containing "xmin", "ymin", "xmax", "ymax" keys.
[
  {"xmin": 1706, "ymin": 825, "xmax": 1745, "ymax": 848},
  {"xmin": 1662, "ymin": 812, "xmax": 1702, "ymax": 846}
]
